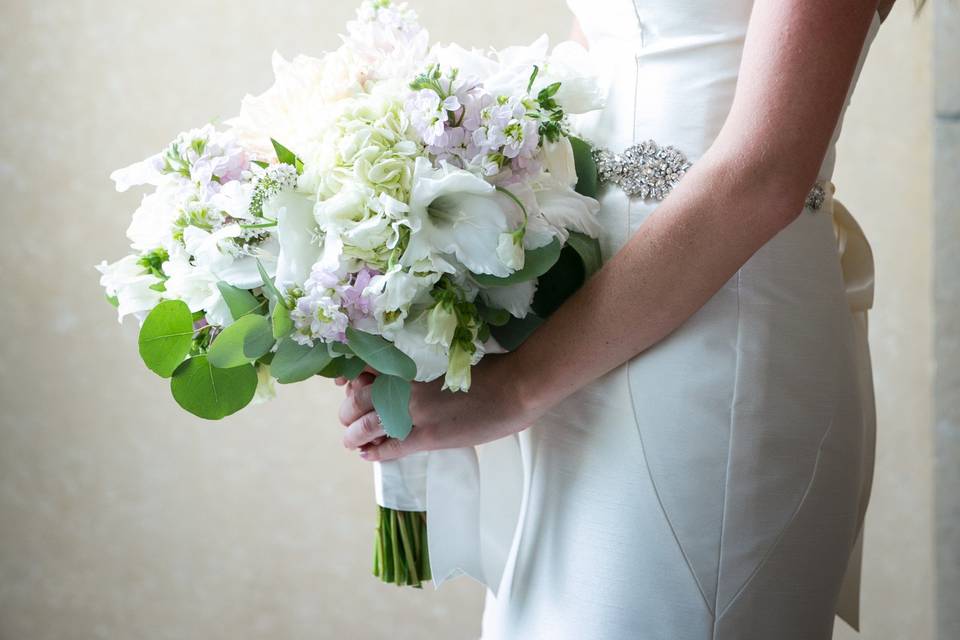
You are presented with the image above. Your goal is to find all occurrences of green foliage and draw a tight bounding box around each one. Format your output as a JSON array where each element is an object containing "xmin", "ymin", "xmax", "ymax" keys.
[
  {"xmin": 565, "ymin": 230, "xmax": 603, "ymax": 276},
  {"xmin": 207, "ymin": 314, "xmax": 274, "ymax": 369},
  {"xmin": 318, "ymin": 356, "xmax": 367, "ymax": 380},
  {"xmin": 371, "ymin": 374, "xmax": 413, "ymax": 440},
  {"xmin": 569, "ymin": 136, "xmax": 599, "ymax": 198},
  {"xmin": 270, "ymin": 339, "xmax": 333, "ymax": 384},
  {"xmin": 271, "ymin": 303, "xmax": 294, "ymax": 339},
  {"xmin": 138, "ymin": 300, "xmax": 194, "ymax": 378},
  {"xmin": 270, "ymin": 139, "xmax": 304, "ymax": 174},
  {"xmin": 345, "ymin": 327, "xmax": 417, "ymax": 381},
  {"xmin": 490, "ymin": 313, "xmax": 545, "ymax": 352},
  {"xmin": 170, "ymin": 356, "xmax": 258, "ymax": 420},
  {"xmin": 216, "ymin": 282, "xmax": 265, "ymax": 320},
  {"xmin": 256, "ymin": 260, "xmax": 284, "ymax": 306},
  {"xmin": 472, "ymin": 239, "xmax": 562, "ymax": 287}
]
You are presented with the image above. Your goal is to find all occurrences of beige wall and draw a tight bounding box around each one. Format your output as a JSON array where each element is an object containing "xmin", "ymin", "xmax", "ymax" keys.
[{"xmin": 0, "ymin": 1, "xmax": 934, "ymax": 639}]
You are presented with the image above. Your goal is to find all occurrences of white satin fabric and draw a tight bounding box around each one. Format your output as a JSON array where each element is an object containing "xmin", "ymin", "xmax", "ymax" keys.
[{"xmin": 381, "ymin": 2, "xmax": 880, "ymax": 638}]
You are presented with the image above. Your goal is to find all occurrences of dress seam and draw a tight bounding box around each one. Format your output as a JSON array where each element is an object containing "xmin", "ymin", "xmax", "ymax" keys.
[
  {"xmin": 715, "ymin": 409, "xmax": 840, "ymax": 620},
  {"xmin": 710, "ymin": 268, "xmax": 742, "ymax": 640}
]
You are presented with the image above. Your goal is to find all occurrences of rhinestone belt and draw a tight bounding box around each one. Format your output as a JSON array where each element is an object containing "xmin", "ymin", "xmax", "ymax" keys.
[{"xmin": 592, "ymin": 140, "xmax": 827, "ymax": 211}]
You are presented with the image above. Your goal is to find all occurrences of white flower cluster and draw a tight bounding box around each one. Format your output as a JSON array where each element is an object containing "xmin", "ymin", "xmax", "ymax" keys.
[
  {"xmin": 98, "ymin": 125, "xmax": 279, "ymax": 328},
  {"xmin": 100, "ymin": 0, "xmax": 607, "ymax": 394}
]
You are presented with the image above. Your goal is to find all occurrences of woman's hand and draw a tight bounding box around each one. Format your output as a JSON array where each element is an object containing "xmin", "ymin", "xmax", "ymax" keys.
[{"xmin": 337, "ymin": 355, "xmax": 538, "ymax": 462}]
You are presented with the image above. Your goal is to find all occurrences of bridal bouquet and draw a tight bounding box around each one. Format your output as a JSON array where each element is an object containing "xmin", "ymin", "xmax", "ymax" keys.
[{"xmin": 97, "ymin": 0, "xmax": 604, "ymax": 587}]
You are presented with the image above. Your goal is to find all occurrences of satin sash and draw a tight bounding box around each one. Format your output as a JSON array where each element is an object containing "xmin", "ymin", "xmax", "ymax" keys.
[{"xmin": 376, "ymin": 186, "xmax": 877, "ymax": 618}]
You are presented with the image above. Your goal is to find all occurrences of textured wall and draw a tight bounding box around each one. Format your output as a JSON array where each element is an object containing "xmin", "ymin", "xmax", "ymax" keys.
[{"xmin": 0, "ymin": 1, "xmax": 934, "ymax": 639}]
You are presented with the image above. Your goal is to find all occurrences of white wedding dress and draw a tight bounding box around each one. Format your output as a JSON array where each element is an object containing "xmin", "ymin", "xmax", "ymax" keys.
[{"xmin": 474, "ymin": 1, "xmax": 881, "ymax": 638}]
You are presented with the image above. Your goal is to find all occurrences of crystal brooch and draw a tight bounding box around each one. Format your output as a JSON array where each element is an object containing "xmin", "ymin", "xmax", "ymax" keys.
[
  {"xmin": 592, "ymin": 140, "xmax": 691, "ymax": 201},
  {"xmin": 592, "ymin": 140, "xmax": 828, "ymax": 211}
]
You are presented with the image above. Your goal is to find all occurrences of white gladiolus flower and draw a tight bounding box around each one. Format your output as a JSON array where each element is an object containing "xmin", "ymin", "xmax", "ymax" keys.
[
  {"xmin": 533, "ymin": 181, "xmax": 604, "ymax": 242},
  {"xmin": 425, "ymin": 303, "xmax": 458, "ymax": 348},
  {"xmin": 96, "ymin": 255, "xmax": 163, "ymax": 323},
  {"xmin": 479, "ymin": 279, "xmax": 537, "ymax": 318},
  {"xmin": 541, "ymin": 138, "xmax": 578, "ymax": 187},
  {"xmin": 252, "ymin": 364, "xmax": 277, "ymax": 405},
  {"xmin": 404, "ymin": 158, "xmax": 525, "ymax": 277},
  {"xmin": 390, "ymin": 310, "xmax": 450, "ymax": 382},
  {"xmin": 443, "ymin": 343, "xmax": 476, "ymax": 392},
  {"xmin": 497, "ymin": 232, "xmax": 526, "ymax": 271},
  {"xmin": 542, "ymin": 41, "xmax": 606, "ymax": 114}
]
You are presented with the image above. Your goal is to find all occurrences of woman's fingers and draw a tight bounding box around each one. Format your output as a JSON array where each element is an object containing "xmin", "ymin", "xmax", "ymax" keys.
[
  {"xmin": 343, "ymin": 411, "xmax": 386, "ymax": 449},
  {"xmin": 339, "ymin": 377, "xmax": 375, "ymax": 426},
  {"xmin": 359, "ymin": 426, "xmax": 430, "ymax": 462}
]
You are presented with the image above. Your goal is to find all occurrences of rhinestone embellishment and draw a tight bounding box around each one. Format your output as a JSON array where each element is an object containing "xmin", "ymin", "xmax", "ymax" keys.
[
  {"xmin": 593, "ymin": 140, "xmax": 691, "ymax": 201},
  {"xmin": 592, "ymin": 140, "xmax": 828, "ymax": 211},
  {"xmin": 804, "ymin": 183, "xmax": 826, "ymax": 211}
]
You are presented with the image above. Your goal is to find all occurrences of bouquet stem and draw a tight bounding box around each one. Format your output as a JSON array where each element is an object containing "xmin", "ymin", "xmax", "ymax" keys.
[{"xmin": 373, "ymin": 506, "xmax": 431, "ymax": 587}]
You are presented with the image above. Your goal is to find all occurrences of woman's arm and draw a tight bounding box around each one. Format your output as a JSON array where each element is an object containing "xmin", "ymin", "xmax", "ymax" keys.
[{"xmin": 342, "ymin": 0, "xmax": 882, "ymax": 460}]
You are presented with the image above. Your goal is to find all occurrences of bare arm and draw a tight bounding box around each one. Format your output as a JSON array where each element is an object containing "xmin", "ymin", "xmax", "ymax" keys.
[
  {"xmin": 343, "ymin": 0, "xmax": 882, "ymax": 460},
  {"xmin": 513, "ymin": 0, "xmax": 881, "ymax": 412}
]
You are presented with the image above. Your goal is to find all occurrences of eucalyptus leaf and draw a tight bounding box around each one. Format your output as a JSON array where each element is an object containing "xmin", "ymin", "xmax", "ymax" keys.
[
  {"xmin": 272, "ymin": 303, "xmax": 293, "ymax": 339},
  {"xmin": 478, "ymin": 304, "xmax": 511, "ymax": 327},
  {"xmin": 256, "ymin": 260, "xmax": 283, "ymax": 306},
  {"xmin": 565, "ymin": 231, "xmax": 603, "ymax": 276},
  {"xmin": 340, "ymin": 356, "xmax": 367, "ymax": 380},
  {"xmin": 138, "ymin": 300, "xmax": 195, "ymax": 378},
  {"xmin": 532, "ymin": 245, "xmax": 586, "ymax": 318},
  {"xmin": 472, "ymin": 239, "xmax": 562, "ymax": 287},
  {"xmin": 217, "ymin": 282, "xmax": 265, "ymax": 320},
  {"xmin": 371, "ymin": 374, "xmax": 413, "ymax": 440},
  {"xmin": 570, "ymin": 136, "xmax": 599, "ymax": 199},
  {"xmin": 271, "ymin": 339, "xmax": 333, "ymax": 384},
  {"xmin": 345, "ymin": 328, "xmax": 416, "ymax": 380},
  {"xmin": 207, "ymin": 314, "xmax": 274, "ymax": 369},
  {"xmin": 317, "ymin": 356, "xmax": 367, "ymax": 380},
  {"xmin": 170, "ymin": 356, "xmax": 257, "ymax": 420},
  {"xmin": 490, "ymin": 313, "xmax": 544, "ymax": 352}
]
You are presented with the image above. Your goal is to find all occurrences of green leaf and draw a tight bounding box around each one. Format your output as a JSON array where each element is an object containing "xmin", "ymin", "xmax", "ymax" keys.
[
  {"xmin": 318, "ymin": 356, "xmax": 367, "ymax": 380},
  {"xmin": 217, "ymin": 282, "xmax": 265, "ymax": 320},
  {"xmin": 256, "ymin": 260, "xmax": 283, "ymax": 306},
  {"xmin": 532, "ymin": 245, "xmax": 586, "ymax": 317},
  {"xmin": 106, "ymin": 294, "xmax": 119, "ymax": 308},
  {"xmin": 478, "ymin": 304, "xmax": 511, "ymax": 327},
  {"xmin": 138, "ymin": 300, "xmax": 194, "ymax": 378},
  {"xmin": 271, "ymin": 303, "xmax": 294, "ymax": 339},
  {"xmin": 341, "ymin": 356, "xmax": 367, "ymax": 380},
  {"xmin": 207, "ymin": 314, "xmax": 274, "ymax": 369},
  {"xmin": 371, "ymin": 374, "xmax": 413, "ymax": 440},
  {"xmin": 252, "ymin": 160, "xmax": 269, "ymax": 169},
  {"xmin": 270, "ymin": 338, "xmax": 333, "ymax": 384},
  {"xmin": 271, "ymin": 138, "xmax": 297, "ymax": 165},
  {"xmin": 490, "ymin": 313, "xmax": 544, "ymax": 352},
  {"xmin": 565, "ymin": 231, "xmax": 603, "ymax": 276},
  {"xmin": 345, "ymin": 327, "xmax": 417, "ymax": 381},
  {"xmin": 170, "ymin": 355, "xmax": 257, "ymax": 420},
  {"xmin": 569, "ymin": 136, "xmax": 599, "ymax": 199},
  {"xmin": 270, "ymin": 139, "xmax": 304, "ymax": 173},
  {"xmin": 472, "ymin": 239, "xmax": 563, "ymax": 287}
]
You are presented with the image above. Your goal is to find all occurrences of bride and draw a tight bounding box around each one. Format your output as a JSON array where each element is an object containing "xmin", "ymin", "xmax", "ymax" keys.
[{"xmin": 339, "ymin": 0, "xmax": 898, "ymax": 637}]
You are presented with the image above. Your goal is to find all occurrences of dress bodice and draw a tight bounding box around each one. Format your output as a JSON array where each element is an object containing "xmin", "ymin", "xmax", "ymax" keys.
[{"xmin": 566, "ymin": 0, "xmax": 881, "ymax": 183}]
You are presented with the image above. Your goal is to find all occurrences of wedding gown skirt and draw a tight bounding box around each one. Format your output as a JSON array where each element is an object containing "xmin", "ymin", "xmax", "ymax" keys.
[{"xmin": 472, "ymin": 2, "xmax": 881, "ymax": 639}]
